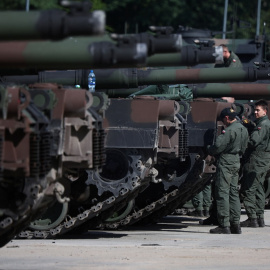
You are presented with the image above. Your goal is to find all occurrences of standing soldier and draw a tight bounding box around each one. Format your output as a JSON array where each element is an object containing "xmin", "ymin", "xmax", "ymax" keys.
[
  {"xmin": 199, "ymin": 46, "xmax": 243, "ymax": 226},
  {"xmin": 207, "ymin": 108, "xmax": 249, "ymax": 234},
  {"xmin": 240, "ymin": 100, "xmax": 270, "ymax": 228}
]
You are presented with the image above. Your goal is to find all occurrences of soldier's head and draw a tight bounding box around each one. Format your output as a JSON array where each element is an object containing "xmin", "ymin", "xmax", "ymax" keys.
[
  {"xmin": 220, "ymin": 107, "xmax": 237, "ymax": 126},
  {"xmin": 254, "ymin": 99, "xmax": 268, "ymax": 119},
  {"xmin": 220, "ymin": 44, "xmax": 230, "ymax": 60}
]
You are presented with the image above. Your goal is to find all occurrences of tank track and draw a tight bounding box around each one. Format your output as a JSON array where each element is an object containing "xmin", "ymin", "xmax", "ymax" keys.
[
  {"xmin": 17, "ymin": 152, "xmax": 150, "ymax": 239},
  {"xmin": 102, "ymin": 152, "xmax": 214, "ymax": 229},
  {"xmin": 0, "ymin": 176, "xmax": 59, "ymax": 247}
]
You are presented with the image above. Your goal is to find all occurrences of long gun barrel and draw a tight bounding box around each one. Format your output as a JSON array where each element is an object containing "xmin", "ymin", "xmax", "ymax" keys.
[
  {"xmin": 3, "ymin": 64, "xmax": 268, "ymax": 88},
  {"xmin": 91, "ymin": 64, "xmax": 270, "ymax": 88},
  {"xmin": 105, "ymin": 83, "xmax": 270, "ymax": 100},
  {"xmin": 0, "ymin": 29, "xmax": 183, "ymax": 69},
  {"xmin": 193, "ymin": 83, "xmax": 270, "ymax": 99},
  {"xmin": 146, "ymin": 40, "xmax": 223, "ymax": 66},
  {"xmin": 0, "ymin": 2, "xmax": 105, "ymax": 39}
]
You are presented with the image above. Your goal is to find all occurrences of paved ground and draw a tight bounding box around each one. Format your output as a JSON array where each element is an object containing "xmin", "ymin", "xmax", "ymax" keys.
[{"xmin": 1, "ymin": 210, "xmax": 270, "ymax": 270}]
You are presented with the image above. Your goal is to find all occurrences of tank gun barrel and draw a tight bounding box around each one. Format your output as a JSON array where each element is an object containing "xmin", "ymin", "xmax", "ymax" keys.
[
  {"xmin": 105, "ymin": 83, "xmax": 270, "ymax": 100},
  {"xmin": 0, "ymin": 43, "xmax": 222, "ymax": 71},
  {"xmin": 193, "ymin": 83, "xmax": 270, "ymax": 99},
  {"xmin": 147, "ymin": 41, "xmax": 223, "ymax": 66},
  {"xmin": 93, "ymin": 64, "xmax": 270, "ymax": 88},
  {"xmin": 0, "ymin": 36, "xmax": 148, "ymax": 69},
  {"xmin": 0, "ymin": 28, "xmax": 184, "ymax": 69},
  {"xmin": 0, "ymin": 2, "xmax": 105, "ymax": 39}
]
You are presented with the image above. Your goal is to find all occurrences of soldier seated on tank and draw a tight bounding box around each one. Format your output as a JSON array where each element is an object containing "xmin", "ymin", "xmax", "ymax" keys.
[{"xmin": 214, "ymin": 44, "xmax": 242, "ymax": 68}]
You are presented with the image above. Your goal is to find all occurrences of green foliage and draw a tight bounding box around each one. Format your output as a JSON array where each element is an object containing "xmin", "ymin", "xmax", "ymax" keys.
[
  {"xmin": 102, "ymin": 0, "xmax": 270, "ymax": 39},
  {"xmin": 0, "ymin": 0, "xmax": 60, "ymax": 10}
]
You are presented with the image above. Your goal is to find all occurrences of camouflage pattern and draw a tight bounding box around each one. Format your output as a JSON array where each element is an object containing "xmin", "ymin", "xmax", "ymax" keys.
[
  {"xmin": 88, "ymin": 65, "xmax": 270, "ymax": 89},
  {"xmin": 4, "ymin": 62, "xmax": 270, "ymax": 90},
  {"xmin": 0, "ymin": 83, "xmax": 108, "ymax": 246},
  {"xmin": 106, "ymin": 83, "xmax": 270, "ymax": 101},
  {"xmin": 0, "ymin": 28, "xmax": 184, "ymax": 69}
]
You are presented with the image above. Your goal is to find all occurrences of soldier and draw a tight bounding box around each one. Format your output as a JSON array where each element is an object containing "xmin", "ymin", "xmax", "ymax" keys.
[
  {"xmin": 214, "ymin": 44, "xmax": 242, "ymax": 68},
  {"xmin": 199, "ymin": 48, "xmax": 243, "ymax": 227},
  {"xmin": 240, "ymin": 100, "xmax": 270, "ymax": 228},
  {"xmin": 188, "ymin": 183, "xmax": 212, "ymax": 217},
  {"xmin": 207, "ymin": 108, "xmax": 249, "ymax": 234}
]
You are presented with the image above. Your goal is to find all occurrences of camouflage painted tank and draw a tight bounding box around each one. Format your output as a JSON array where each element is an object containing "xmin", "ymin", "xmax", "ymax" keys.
[
  {"xmin": 0, "ymin": 82, "xmax": 109, "ymax": 246},
  {"xmin": 11, "ymin": 63, "xmax": 270, "ymax": 235},
  {"xmin": 0, "ymin": 2, "xmax": 107, "ymax": 246}
]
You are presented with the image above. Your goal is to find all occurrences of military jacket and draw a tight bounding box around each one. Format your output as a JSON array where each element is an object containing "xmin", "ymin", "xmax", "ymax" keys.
[
  {"xmin": 249, "ymin": 115, "xmax": 270, "ymax": 152},
  {"xmin": 208, "ymin": 121, "xmax": 249, "ymax": 157},
  {"xmin": 215, "ymin": 51, "xmax": 242, "ymax": 68}
]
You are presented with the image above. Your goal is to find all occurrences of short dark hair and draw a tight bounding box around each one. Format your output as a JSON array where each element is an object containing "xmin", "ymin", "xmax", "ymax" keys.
[
  {"xmin": 220, "ymin": 44, "xmax": 229, "ymax": 50},
  {"xmin": 255, "ymin": 99, "xmax": 268, "ymax": 112}
]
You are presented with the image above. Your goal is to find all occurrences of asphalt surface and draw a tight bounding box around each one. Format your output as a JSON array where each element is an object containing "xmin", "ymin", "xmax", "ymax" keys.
[{"xmin": 1, "ymin": 210, "xmax": 270, "ymax": 270}]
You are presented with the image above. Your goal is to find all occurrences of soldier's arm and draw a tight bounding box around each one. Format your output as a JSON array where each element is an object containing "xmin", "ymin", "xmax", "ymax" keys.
[
  {"xmin": 208, "ymin": 129, "xmax": 232, "ymax": 155},
  {"xmin": 249, "ymin": 125, "xmax": 268, "ymax": 148}
]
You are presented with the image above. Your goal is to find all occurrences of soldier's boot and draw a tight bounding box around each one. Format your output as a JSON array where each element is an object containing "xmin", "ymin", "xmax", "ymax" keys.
[
  {"xmin": 257, "ymin": 218, "xmax": 265, "ymax": 227},
  {"xmin": 209, "ymin": 226, "xmax": 231, "ymax": 234},
  {"xmin": 187, "ymin": 210, "xmax": 203, "ymax": 217},
  {"xmin": 230, "ymin": 223, "xmax": 242, "ymax": 234},
  {"xmin": 199, "ymin": 215, "xmax": 219, "ymax": 225},
  {"xmin": 240, "ymin": 218, "xmax": 259, "ymax": 228},
  {"xmin": 203, "ymin": 210, "xmax": 210, "ymax": 217}
]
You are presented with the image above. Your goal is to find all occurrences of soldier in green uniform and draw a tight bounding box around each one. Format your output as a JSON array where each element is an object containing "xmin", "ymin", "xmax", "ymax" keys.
[
  {"xmin": 207, "ymin": 108, "xmax": 249, "ymax": 234},
  {"xmin": 188, "ymin": 183, "xmax": 212, "ymax": 217},
  {"xmin": 240, "ymin": 100, "xmax": 270, "ymax": 228},
  {"xmin": 214, "ymin": 44, "xmax": 242, "ymax": 68}
]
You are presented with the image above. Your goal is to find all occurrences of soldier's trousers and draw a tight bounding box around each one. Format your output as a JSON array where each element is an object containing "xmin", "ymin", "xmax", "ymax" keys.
[
  {"xmin": 241, "ymin": 152, "xmax": 270, "ymax": 219},
  {"xmin": 215, "ymin": 155, "xmax": 241, "ymax": 227},
  {"xmin": 192, "ymin": 182, "xmax": 212, "ymax": 211}
]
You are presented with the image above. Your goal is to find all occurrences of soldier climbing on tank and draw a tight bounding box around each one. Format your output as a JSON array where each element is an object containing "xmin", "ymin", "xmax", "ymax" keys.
[
  {"xmin": 206, "ymin": 108, "xmax": 249, "ymax": 234},
  {"xmin": 240, "ymin": 100, "xmax": 270, "ymax": 228}
]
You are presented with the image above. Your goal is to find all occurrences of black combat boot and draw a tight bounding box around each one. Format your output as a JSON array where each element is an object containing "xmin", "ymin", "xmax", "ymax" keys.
[
  {"xmin": 199, "ymin": 215, "xmax": 219, "ymax": 225},
  {"xmin": 240, "ymin": 218, "xmax": 259, "ymax": 228},
  {"xmin": 210, "ymin": 226, "xmax": 231, "ymax": 234},
  {"xmin": 187, "ymin": 209, "xmax": 204, "ymax": 217},
  {"xmin": 230, "ymin": 223, "xmax": 242, "ymax": 234},
  {"xmin": 257, "ymin": 217, "xmax": 265, "ymax": 227}
]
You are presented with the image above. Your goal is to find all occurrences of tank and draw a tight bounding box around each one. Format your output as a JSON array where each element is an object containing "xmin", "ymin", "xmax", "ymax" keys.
[
  {"xmin": 0, "ymin": 20, "xmax": 190, "ymax": 245},
  {"xmin": 7, "ymin": 62, "xmax": 270, "ymax": 238},
  {"xmin": 1, "ymin": 18, "xmax": 267, "ymax": 243},
  {"xmin": 0, "ymin": 83, "xmax": 109, "ymax": 247}
]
